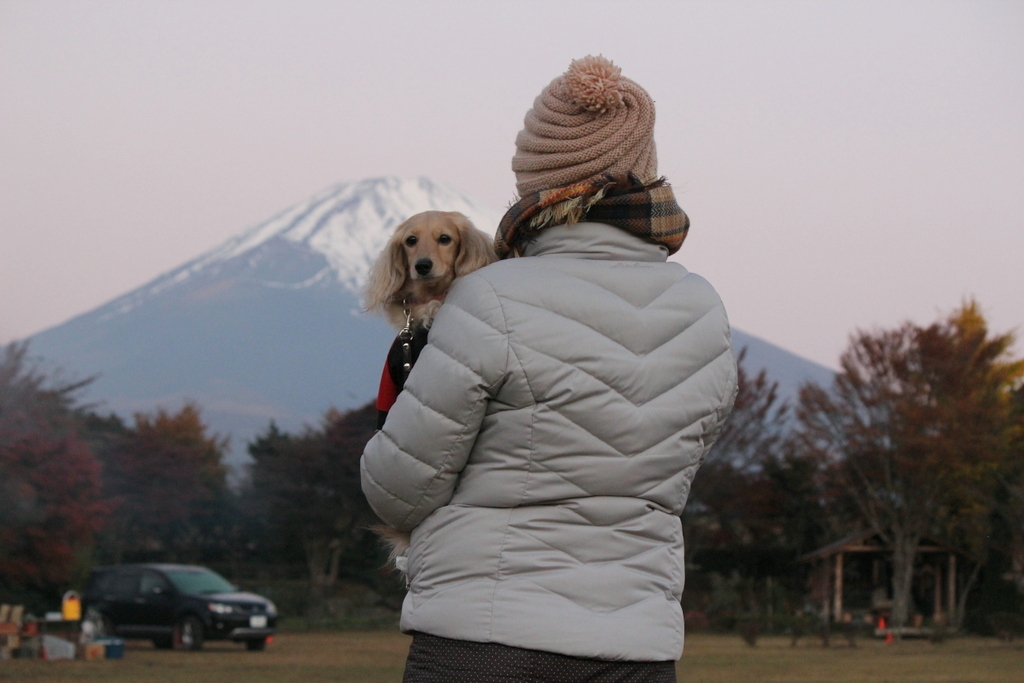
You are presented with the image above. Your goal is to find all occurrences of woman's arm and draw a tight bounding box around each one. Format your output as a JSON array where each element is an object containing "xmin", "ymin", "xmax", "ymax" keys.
[{"xmin": 360, "ymin": 272, "xmax": 509, "ymax": 531}]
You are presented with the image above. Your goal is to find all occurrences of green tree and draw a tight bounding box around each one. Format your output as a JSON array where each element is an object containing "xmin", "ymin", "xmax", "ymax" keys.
[
  {"xmin": 684, "ymin": 352, "xmax": 824, "ymax": 620},
  {"xmin": 246, "ymin": 402, "xmax": 384, "ymax": 615},
  {"xmin": 686, "ymin": 356, "xmax": 781, "ymax": 557}
]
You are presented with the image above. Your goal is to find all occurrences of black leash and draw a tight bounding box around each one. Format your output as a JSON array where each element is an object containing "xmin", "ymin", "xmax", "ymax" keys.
[{"xmin": 399, "ymin": 304, "xmax": 415, "ymax": 384}]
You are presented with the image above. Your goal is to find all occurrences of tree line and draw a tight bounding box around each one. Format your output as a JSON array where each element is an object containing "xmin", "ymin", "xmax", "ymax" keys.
[
  {"xmin": 0, "ymin": 343, "xmax": 395, "ymax": 616},
  {"xmin": 1, "ymin": 300, "xmax": 1022, "ymax": 631},
  {"xmin": 683, "ymin": 300, "xmax": 1024, "ymax": 633}
]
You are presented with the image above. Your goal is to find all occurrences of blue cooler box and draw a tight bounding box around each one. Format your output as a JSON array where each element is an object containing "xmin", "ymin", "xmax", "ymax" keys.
[{"xmin": 98, "ymin": 638, "xmax": 125, "ymax": 659}]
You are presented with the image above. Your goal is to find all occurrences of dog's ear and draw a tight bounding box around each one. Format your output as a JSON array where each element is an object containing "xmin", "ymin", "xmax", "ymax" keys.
[
  {"xmin": 364, "ymin": 227, "xmax": 409, "ymax": 312},
  {"xmin": 453, "ymin": 214, "xmax": 498, "ymax": 277}
]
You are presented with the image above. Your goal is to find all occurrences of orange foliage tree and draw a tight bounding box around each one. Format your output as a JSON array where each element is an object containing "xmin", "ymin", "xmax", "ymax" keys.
[
  {"xmin": 798, "ymin": 301, "xmax": 1024, "ymax": 630},
  {"xmin": 96, "ymin": 403, "xmax": 229, "ymax": 563}
]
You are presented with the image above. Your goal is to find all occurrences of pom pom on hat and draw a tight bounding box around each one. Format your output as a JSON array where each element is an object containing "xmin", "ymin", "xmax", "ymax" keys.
[
  {"xmin": 512, "ymin": 55, "xmax": 658, "ymax": 196},
  {"xmin": 564, "ymin": 55, "xmax": 624, "ymax": 113}
]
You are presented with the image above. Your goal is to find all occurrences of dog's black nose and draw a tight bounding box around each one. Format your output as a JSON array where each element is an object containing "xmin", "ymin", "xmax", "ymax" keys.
[{"xmin": 415, "ymin": 258, "xmax": 433, "ymax": 276}]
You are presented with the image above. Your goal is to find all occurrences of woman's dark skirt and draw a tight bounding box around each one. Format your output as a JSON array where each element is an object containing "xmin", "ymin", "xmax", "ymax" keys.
[{"xmin": 403, "ymin": 632, "xmax": 677, "ymax": 683}]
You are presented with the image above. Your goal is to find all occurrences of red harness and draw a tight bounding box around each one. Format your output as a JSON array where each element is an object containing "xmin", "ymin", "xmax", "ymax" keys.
[
  {"xmin": 375, "ymin": 320, "xmax": 429, "ymax": 429},
  {"xmin": 376, "ymin": 362, "xmax": 401, "ymax": 415}
]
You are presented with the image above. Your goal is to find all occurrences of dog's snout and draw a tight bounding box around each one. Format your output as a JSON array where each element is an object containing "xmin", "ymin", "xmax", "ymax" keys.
[{"xmin": 415, "ymin": 258, "xmax": 433, "ymax": 276}]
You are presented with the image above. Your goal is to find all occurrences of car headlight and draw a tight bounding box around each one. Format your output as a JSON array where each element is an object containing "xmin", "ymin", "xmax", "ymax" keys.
[{"xmin": 208, "ymin": 602, "xmax": 236, "ymax": 615}]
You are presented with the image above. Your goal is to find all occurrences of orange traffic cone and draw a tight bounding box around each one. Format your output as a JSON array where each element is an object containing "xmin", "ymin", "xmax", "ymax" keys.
[{"xmin": 879, "ymin": 617, "xmax": 893, "ymax": 644}]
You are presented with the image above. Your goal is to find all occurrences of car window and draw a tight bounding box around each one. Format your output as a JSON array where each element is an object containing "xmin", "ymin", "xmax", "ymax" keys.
[
  {"xmin": 140, "ymin": 571, "xmax": 171, "ymax": 595},
  {"xmin": 108, "ymin": 570, "xmax": 142, "ymax": 598},
  {"xmin": 163, "ymin": 568, "xmax": 236, "ymax": 595}
]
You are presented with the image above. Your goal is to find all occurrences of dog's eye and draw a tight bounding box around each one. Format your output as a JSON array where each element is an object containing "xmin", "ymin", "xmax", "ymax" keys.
[
  {"xmin": 405, "ymin": 235, "xmax": 418, "ymax": 247},
  {"xmin": 438, "ymin": 234, "xmax": 452, "ymax": 245}
]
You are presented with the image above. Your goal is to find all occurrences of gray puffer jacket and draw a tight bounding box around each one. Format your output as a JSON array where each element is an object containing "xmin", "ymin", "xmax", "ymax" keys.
[{"xmin": 361, "ymin": 221, "xmax": 737, "ymax": 661}]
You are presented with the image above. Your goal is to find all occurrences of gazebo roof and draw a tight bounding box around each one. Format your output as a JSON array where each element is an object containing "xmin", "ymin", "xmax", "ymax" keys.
[{"xmin": 798, "ymin": 531, "xmax": 966, "ymax": 562}]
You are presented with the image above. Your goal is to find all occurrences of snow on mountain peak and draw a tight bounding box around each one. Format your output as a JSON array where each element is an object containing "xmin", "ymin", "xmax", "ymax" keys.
[
  {"xmin": 304, "ymin": 177, "xmax": 501, "ymax": 292},
  {"xmin": 199, "ymin": 176, "xmax": 501, "ymax": 292},
  {"xmin": 101, "ymin": 177, "xmax": 503, "ymax": 320}
]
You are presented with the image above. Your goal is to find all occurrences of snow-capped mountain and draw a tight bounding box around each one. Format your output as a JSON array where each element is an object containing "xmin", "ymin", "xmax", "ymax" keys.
[
  {"xmin": 28, "ymin": 176, "xmax": 831, "ymax": 469},
  {"xmin": 94, "ymin": 177, "xmax": 502, "ymax": 322},
  {"xmin": 30, "ymin": 178, "xmax": 500, "ymax": 463}
]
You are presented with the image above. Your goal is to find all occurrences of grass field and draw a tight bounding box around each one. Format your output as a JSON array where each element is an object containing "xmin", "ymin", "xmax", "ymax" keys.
[{"xmin": 2, "ymin": 632, "xmax": 1022, "ymax": 683}]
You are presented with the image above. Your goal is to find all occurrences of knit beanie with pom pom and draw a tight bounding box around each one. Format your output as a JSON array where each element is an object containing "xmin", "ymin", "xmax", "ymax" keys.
[{"xmin": 512, "ymin": 55, "xmax": 657, "ymax": 196}]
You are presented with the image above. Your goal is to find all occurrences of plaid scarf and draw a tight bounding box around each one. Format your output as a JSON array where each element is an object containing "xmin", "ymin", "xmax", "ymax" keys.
[{"xmin": 495, "ymin": 173, "xmax": 689, "ymax": 259}]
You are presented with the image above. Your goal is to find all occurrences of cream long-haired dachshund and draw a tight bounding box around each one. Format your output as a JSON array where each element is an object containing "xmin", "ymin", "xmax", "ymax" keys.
[
  {"xmin": 364, "ymin": 210, "xmax": 496, "ymax": 568},
  {"xmin": 365, "ymin": 210, "xmax": 496, "ymax": 330}
]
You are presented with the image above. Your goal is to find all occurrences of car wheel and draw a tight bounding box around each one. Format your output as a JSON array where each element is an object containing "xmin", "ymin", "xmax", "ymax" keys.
[
  {"xmin": 153, "ymin": 634, "xmax": 174, "ymax": 649},
  {"xmin": 177, "ymin": 615, "xmax": 204, "ymax": 651},
  {"xmin": 245, "ymin": 638, "xmax": 267, "ymax": 651}
]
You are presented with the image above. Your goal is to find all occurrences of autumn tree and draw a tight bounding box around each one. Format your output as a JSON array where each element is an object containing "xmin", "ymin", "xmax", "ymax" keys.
[
  {"xmin": 797, "ymin": 301, "xmax": 1024, "ymax": 630},
  {"xmin": 995, "ymin": 382, "xmax": 1024, "ymax": 594},
  {"xmin": 0, "ymin": 343, "xmax": 108, "ymax": 591},
  {"xmin": 925, "ymin": 304, "xmax": 1024, "ymax": 626},
  {"xmin": 999, "ymin": 385, "xmax": 1024, "ymax": 593},
  {"xmin": 0, "ymin": 435, "xmax": 108, "ymax": 588},
  {"xmin": 94, "ymin": 403, "xmax": 229, "ymax": 563}
]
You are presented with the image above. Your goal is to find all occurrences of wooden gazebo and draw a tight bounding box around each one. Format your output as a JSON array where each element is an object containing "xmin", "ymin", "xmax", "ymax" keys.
[{"xmin": 799, "ymin": 531, "xmax": 965, "ymax": 627}]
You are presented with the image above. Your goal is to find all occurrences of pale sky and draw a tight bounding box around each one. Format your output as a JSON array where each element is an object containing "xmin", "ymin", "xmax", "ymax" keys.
[{"xmin": 2, "ymin": 0, "xmax": 1022, "ymax": 369}]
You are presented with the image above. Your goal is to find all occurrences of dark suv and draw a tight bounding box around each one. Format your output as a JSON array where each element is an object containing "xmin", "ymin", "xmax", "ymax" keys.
[{"xmin": 83, "ymin": 564, "xmax": 277, "ymax": 651}]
